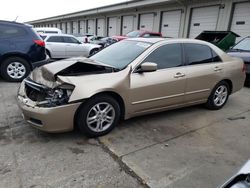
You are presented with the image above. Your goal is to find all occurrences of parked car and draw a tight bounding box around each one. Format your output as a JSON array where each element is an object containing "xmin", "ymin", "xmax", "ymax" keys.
[
  {"xmin": 73, "ymin": 33, "xmax": 94, "ymax": 43},
  {"xmin": 227, "ymin": 36, "xmax": 250, "ymax": 84},
  {"xmin": 17, "ymin": 38, "xmax": 245, "ymax": 137},
  {"xmin": 220, "ymin": 160, "xmax": 250, "ymax": 188},
  {"xmin": 90, "ymin": 37, "xmax": 118, "ymax": 48},
  {"xmin": 88, "ymin": 36, "xmax": 105, "ymax": 46},
  {"xmin": 33, "ymin": 27, "xmax": 62, "ymax": 34},
  {"xmin": 41, "ymin": 34, "xmax": 101, "ymax": 59},
  {"xmin": 113, "ymin": 30, "xmax": 163, "ymax": 41},
  {"xmin": 0, "ymin": 20, "xmax": 48, "ymax": 82}
]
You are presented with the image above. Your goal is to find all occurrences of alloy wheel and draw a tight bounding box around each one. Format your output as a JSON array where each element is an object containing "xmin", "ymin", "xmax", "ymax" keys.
[
  {"xmin": 86, "ymin": 102, "xmax": 115, "ymax": 133},
  {"xmin": 7, "ymin": 62, "xmax": 26, "ymax": 79}
]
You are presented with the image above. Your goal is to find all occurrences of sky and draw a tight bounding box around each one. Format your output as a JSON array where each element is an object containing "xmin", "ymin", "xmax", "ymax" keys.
[{"xmin": 0, "ymin": 0, "xmax": 130, "ymax": 23}]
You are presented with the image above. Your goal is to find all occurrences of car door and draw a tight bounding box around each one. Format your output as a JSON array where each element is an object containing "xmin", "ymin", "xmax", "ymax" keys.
[
  {"xmin": 183, "ymin": 43, "xmax": 224, "ymax": 103},
  {"xmin": 130, "ymin": 43, "xmax": 187, "ymax": 114},
  {"xmin": 46, "ymin": 36, "xmax": 66, "ymax": 58},
  {"xmin": 64, "ymin": 36, "xmax": 87, "ymax": 57}
]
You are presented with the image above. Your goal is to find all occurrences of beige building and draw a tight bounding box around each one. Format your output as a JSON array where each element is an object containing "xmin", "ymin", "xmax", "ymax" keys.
[{"xmin": 29, "ymin": 0, "xmax": 250, "ymax": 40}]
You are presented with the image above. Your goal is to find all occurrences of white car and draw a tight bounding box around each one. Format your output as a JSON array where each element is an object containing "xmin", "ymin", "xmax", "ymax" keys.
[
  {"xmin": 73, "ymin": 34, "xmax": 94, "ymax": 43},
  {"xmin": 41, "ymin": 34, "xmax": 101, "ymax": 59},
  {"xmin": 34, "ymin": 27, "xmax": 62, "ymax": 34}
]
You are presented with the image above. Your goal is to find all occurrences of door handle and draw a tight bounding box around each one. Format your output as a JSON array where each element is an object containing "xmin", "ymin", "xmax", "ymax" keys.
[
  {"xmin": 214, "ymin": 66, "xmax": 222, "ymax": 71},
  {"xmin": 174, "ymin": 72, "xmax": 186, "ymax": 78}
]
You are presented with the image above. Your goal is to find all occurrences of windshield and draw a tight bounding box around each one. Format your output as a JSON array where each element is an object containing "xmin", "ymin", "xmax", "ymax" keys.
[
  {"xmin": 90, "ymin": 40, "xmax": 152, "ymax": 69},
  {"xmin": 232, "ymin": 37, "xmax": 250, "ymax": 51},
  {"xmin": 126, "ymin": 31, "xmax": 141, "ymax": 38}
]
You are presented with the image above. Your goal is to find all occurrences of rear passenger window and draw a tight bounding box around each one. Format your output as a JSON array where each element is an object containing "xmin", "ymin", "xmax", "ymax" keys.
[
  {"xmin": 184, "ymin": 44, "xmax": 214, "ymax": 65},
  {"xmin": 0, "ymin": 25, "xmax": 27, "ymax": 38},
  {"xmin": 64, "ymin": 37, "xmax": 80, "ymax": 44},
  {"xmin": 47, "ymin": 36, "xmax": 64, "ymax": 43},
  {"xmin": 142, "ymin": 43, "xmax": 182, "ymax": 69}
]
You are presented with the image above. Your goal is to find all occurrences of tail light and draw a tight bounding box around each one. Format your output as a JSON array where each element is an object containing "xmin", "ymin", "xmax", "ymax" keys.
[{"xmin": 34, "ymin": 40, "xmax": 45, "ymax": 47}]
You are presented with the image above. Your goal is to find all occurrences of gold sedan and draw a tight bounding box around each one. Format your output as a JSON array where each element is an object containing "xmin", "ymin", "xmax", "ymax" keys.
[{"xmin": 17, "ymin": 38, "xmax": 246, "ymax": 137}]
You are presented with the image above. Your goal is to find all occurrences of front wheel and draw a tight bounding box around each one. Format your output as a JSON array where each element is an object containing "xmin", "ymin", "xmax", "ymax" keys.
[
  {"xmin": 76, "ymin": 95, "xmax": 121, "ymax": 137},
  {"xmin": 205, "ymin": 81, "xmax": 230, "ymax": 110}
]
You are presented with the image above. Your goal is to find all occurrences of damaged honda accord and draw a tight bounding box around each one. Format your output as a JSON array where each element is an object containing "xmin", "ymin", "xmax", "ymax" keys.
[{"xmin": 17, "ymin": 38, "xmax": 246, "ymax": 137}]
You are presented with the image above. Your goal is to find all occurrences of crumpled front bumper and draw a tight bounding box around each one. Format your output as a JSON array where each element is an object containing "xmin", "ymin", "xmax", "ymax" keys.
[{"xmin": 17, "ymin": 81, "xmax": 81, "ymax": 133}]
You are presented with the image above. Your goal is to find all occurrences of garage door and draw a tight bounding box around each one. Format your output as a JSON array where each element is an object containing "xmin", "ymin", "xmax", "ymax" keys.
[
  {"xmin": 161, "ymin": 10, "xmax": 182, "ymax": 38},
  {"xmin": 122, "ymin": 15, "xmax": 134, "ymax": 35},
  {"xmin": 139, "ymin": 13, "xmax": 154, "ymax": 31},
  {"xmin": 79, "ymin": 20, "xmax": 86, "ymax": 34},
  {"xmin": 72, "ymin": 21, "xmax": 78, "ymax": 34},
  {"xmin": 87, "ymin": 19, "xmax": 95, "ymax": 34},
  {"xmin": 97, "ymin": 18, "xmax": 105, "ymax": 36},
  {"xmin": 189, "ymin": 6, "xmax": 220, "ymax": 38},
  {"xmin": 108, "ymin": 17, "xmax": 118, "ymax": 36},
  {"xmin": 231, "ymin": 2, "xmax": 250, "ymax": 40},
  {"xmin": 66, "ymin": 22, "xmax": 72, "ymax": 34},
  {"xmin": 61, "ymin": 22, "xmax": 66, "ymax": 33}
]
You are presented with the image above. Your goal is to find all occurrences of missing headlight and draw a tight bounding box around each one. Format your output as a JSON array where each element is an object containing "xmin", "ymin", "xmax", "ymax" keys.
[{"xmin": 24, "ymin": 79, "xmax": 74, "ymax": 107}]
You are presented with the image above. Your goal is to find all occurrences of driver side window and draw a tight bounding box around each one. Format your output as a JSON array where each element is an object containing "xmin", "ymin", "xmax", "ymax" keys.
[{"xmin": 142, "ymin": 43, "xmax": 183, "ymax": 69}]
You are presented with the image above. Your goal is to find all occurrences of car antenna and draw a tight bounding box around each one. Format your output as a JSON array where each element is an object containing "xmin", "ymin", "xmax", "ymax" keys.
[{"xmin": 14, "ymin": 16, "xmax": 18, "ymax": 22}]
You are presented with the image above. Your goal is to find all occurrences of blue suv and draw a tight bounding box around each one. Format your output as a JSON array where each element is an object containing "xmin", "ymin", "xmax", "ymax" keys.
[{"xmin": 0, "ymin": 20, "xmax": 48, "ymax": 81}]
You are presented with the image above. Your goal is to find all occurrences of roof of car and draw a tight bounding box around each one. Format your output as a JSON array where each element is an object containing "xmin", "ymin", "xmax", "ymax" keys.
[
  {"xmin": 126, "ymin": 37, "xmax": 166, "ymax": 43},
  {"xmin": 127, "ymin": 37, "xmax": 217, "ymax": 45},
  {"xmin": 40, "ymin": 33, "xmax": 75, "ymax": 37},
  {"xmin": 0, "ymin": 20, "xmax": 30, "ymax": 27}
]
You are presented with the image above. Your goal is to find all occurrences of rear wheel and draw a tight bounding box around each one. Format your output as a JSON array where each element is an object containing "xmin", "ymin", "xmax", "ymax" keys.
[
  {"xmin": 205, "ymin": 81, "xmax": 230, "ymax": 110},
  {"xmin": 89, "ymin": 48, "xmax": 99, "ymax": 56},
  {"xmin": 76, "ymin": 95, "xmax": 120, "ymax": 137},
  {"xmin": 0, "ymin": 57, "xmax": 30, "ymax": 82}
]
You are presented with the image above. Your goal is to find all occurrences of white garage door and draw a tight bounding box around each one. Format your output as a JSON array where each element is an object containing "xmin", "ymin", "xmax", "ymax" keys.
[
  {"xmin": 122, "ymin": 15, "xmax": 134, "ymax": 35},
  {"xmin": 87, "ymin": 19, "xmax": 95, "ymax": 34},
  {"xmin": 231, "ymin": 2, "xmax": 250, "ymax": 40},
  {"xmin": 97, "ymin": 18, "xmax": 105, "ymax": 36},
  {"xmin": 139, "ymin": 13, "xmax": 154, "ymax": 31},
  {"xmin": 108, "ymin": 17, "xmax": 118, "ymax": 36},
  {"xmin": 61, "ymin": 23, "xmax": 66, "ymax": 34},
  {"xmin": 72, "ymin": 21, "xmax": 78, "ymax": 34},
  {"xmin": 161, "ymin": 10, "xmax": 182, "ymax": 38},
  {"xmin": 189, "ymin": 6, "xmax": 220, "ymax": 38},
  {"xmin": 66, "ymin": 22, "xmax": 72, "ymax": 34},
  {"xmin": 79, "ymin": 20, "xmax": 86, "ymax": 34}
]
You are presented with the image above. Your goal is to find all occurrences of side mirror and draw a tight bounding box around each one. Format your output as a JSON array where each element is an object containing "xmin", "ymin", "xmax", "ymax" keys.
[{"xmin": 137, "ymin": 62, "xmax": 157, "ymax": 73}]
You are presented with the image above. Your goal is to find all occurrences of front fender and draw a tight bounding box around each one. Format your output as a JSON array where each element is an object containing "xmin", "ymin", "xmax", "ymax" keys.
[{"xmin": 57, "ymin": 66, "xmax": 131, "ymax": 103}]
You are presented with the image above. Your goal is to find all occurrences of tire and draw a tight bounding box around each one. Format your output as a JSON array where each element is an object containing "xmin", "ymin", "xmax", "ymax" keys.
[
  {"xmin": 46, "ymin": 49, "xmax": 51, "ymax": 59},
  {"xmin": 89, "ymin": 48, "xmax": 99, "ymax": 56},
  {"xmin": 0, "ymin": 57, "xmax": 30, "ymax": 82},
  {"xmin": 76, "ymin": 95, "xmax": 121, "ymax": 137},
  {"xmin": 205, "ymin": 81, "xmax": 230, "ymax": 110}
]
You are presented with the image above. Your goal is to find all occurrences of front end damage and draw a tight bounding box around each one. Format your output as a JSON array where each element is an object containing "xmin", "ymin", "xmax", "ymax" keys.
[{"xmin": 17, "ymin": 57, "xmax": 118, "ymax": 132}]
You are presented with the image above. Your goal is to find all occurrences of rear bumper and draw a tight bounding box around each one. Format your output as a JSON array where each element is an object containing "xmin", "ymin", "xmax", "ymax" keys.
[{"xmin": 31, "ymin": 55, "xmax": 50, "ymax": 69}]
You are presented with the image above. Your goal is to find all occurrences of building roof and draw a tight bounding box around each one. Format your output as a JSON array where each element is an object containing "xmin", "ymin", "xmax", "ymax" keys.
[{"xmin": 27, "ymin": 0, "xmax": 173, "ymax": 24}]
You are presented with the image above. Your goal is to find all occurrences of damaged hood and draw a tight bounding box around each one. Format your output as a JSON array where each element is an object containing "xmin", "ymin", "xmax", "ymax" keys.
[{"xmin": 30, "ymin": 57, "xmax": 116, "ymax": 88}]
